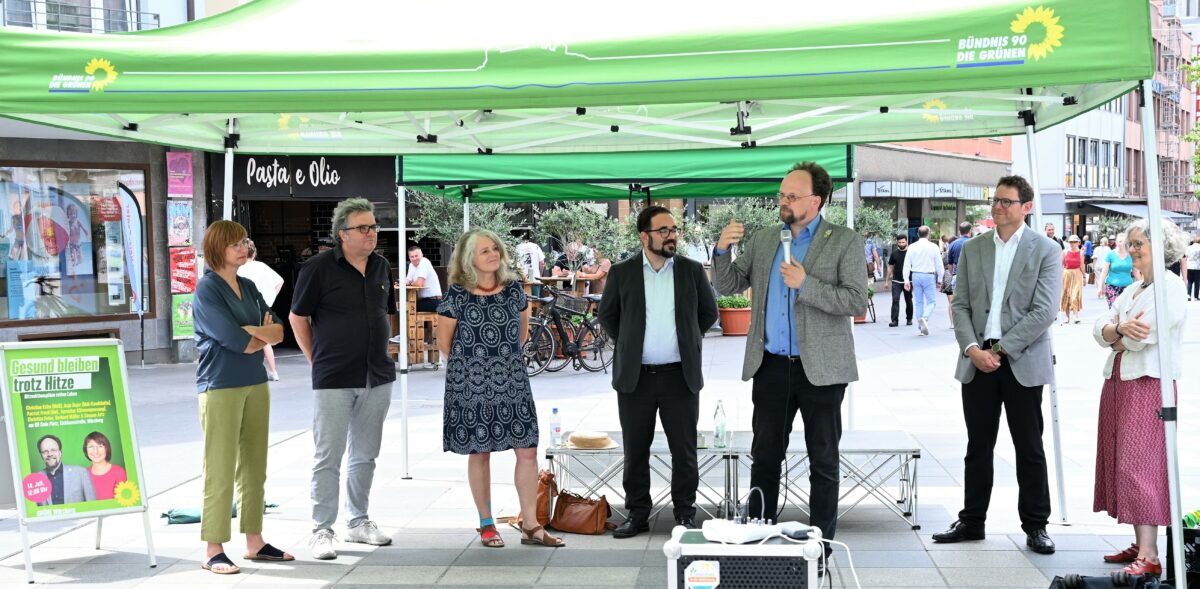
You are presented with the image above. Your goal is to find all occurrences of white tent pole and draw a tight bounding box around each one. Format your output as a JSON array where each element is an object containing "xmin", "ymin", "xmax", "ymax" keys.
[
  {"xmin": 463, "ymin": 194, "xmax": 470, "ymax": 231},
  {"xmin": 398, "ymin": 180, "xmax": 411, "ymax": 479},
  {"xmin": 845, "ymin": 179, "xmax": 856, "ymax": 432},
  {"xmin": 222, "ymin": 118, "xmax": 236, "ymax": 220},
  {"xmin": 1139, "ymin": 80, "xmax": 1187, "ymax": 589},
  {"xmin": 1025, "ymin": 120, "xmax": 1070, "ymax": 525}
]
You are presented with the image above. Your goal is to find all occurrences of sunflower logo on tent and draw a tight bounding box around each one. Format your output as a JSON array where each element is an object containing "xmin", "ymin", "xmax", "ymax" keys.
[
  {"xmin": 84, "ymin": 58, "xmax": 118, "ymax": 92},
  {"xmin": 113, "ymin": 480, "xmax": 140, "ymax": 507},
  {"xmin": 1011, "ymin": 6, "xmax": 1064, "ymax": 61},
  {"xmin": 922, "ymin": 99, "xmax": 948, "ymax": 124}
]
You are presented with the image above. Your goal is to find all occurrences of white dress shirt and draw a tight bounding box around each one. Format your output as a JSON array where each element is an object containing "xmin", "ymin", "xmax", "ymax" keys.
[
  {"xmin": 405, "ymin": 257, "xmax": 442, "ymax": 298},
  {"xmin": 1092, "ymin": 272, "xmax": 1186, "ymax": 381},
  {"xmin": 641, "ymin": 252, "xmax": 680, "ymax": 365},
  {"xmin": 985, "ymin": 223, "xmax": 1026, "ymax": 340},
  {"xmin": 900, "ymin": 238, "xmax": 944, "ymax": 283}
]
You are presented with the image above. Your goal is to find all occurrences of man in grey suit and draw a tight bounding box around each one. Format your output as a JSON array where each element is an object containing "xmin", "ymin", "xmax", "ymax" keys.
[
  {"xmin": 36, "ymin": 435, "xmax": 96, "ymax": 506},
  {"xmin": 713, "ymin": 161, "xmax": 867, "ymax": 551},
  {"xmin": 932, "ymin": 175, "xmax": 1061, "ymax": 554}
]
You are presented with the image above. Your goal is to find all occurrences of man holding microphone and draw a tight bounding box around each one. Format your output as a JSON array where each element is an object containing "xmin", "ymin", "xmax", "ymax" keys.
[{"xmin": 711, "ymin": 161, "xmax": 867, "ymax": 566}]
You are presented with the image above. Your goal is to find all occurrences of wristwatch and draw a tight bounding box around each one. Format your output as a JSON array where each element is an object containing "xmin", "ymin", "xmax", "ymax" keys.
[{"xmin": 991, "ymin": 341, "xmax": 1006, "ymax": 356}]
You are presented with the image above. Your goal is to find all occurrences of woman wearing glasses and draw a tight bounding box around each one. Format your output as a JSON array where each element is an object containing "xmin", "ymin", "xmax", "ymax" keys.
[
  {"xmin": 193, "ymin": 220, "xmax": 292, "ymax": 574},
  {"xmin": 1092, "ymin": 218, "xmax": 1188, "ymax": 577},
  {"xmin": 436, "ymin": 229, "xmax": 565, "ymax": 549}
]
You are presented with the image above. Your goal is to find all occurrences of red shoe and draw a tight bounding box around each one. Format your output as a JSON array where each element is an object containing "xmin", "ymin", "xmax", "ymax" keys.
[
  {"xmin": 1121, "ymin": 557, "xmax": 1162, "ymax": 577},
  {"xmin": 1103, "ymin": 544, "xmax": 1139, "ymax": 563}
]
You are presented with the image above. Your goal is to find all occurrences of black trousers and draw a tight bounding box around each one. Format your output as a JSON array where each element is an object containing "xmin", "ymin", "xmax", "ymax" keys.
[
  {"xmin": 1187, "ymin": 269, "xmax": 1200, "ymax": 299},
  {"xmin": 616, "ymin": 369, "xmax": 698, "ymax": 521},
  {"xmin": 416, "ymin": 297, "xmax": 440, "ymax": 312},
  {"xmin": 890, "ymin": 281, "xmax": 913, "ymax": 323},
  {"xmin": 959, "ymin": 358, "xmax": 1051, "ymax": 532},
  {"xmin": 748, "ymin": 353, "xmax": 845, "ymax": 539}
]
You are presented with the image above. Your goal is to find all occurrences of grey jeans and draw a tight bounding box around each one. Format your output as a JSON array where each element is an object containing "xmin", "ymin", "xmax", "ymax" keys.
[{"xmin": 311, "ymin": 382, "xmax": 393, "ymax": 532}]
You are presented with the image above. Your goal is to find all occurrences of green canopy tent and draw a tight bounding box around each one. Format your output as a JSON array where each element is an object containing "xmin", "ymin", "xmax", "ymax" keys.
[{"xmin": 2, "ymin": 2, "xmax": 1183, "ymax": 577}]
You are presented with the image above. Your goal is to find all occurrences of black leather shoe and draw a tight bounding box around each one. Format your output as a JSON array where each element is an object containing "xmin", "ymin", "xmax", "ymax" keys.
[
  {"xmin": 906, "ymin": 320, "xmax": 913, "ymax": 326},
  {"xmin": 675, "ymin": 517, "xmax": 697, "ymax": 530},
  {"xmin": 931, "ymin": 520, "xmax": 985, "ymax": 543},
  {"xmin": 888, "ymin": 321, "xmax": 899, "ymax": 327},
  {"xmin": 612, "ymin": 518, "xmax": 649, "ymax": 539},
  {"xmin": 1025, "ymin": 528, "xmax": 1056, "ymax": 554}
]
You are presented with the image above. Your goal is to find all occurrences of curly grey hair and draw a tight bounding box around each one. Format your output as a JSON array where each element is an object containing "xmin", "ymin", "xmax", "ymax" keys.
[
  {"xmin": 331, "ymin": 198, "xmax": 375, "ymax": 243},
  {"xmin": 448, "ymin": 229, "xmax": 520, "ymax": 289},
  {"xmin": 1122, "ymin": 217, "xmax": 1189, "ymax": 264}
]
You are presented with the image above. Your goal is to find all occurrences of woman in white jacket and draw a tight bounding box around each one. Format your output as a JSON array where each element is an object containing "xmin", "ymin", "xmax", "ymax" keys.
[{"xmin": 1091, "ymin": 218, "xmax": 1188, "ymax": 577}]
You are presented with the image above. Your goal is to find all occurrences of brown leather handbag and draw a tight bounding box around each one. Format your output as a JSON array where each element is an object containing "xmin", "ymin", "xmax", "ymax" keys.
[
  {"xmin": 549, "ymin": 489, "xmax": 616, "ymax": 535},
  {"xmin": 511, "ymin": 469, "xmax": 557, "ymax": 528}
]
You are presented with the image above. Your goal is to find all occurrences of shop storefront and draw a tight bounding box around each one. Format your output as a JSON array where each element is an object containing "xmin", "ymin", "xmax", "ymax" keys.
[
  {"xmin": 207, "ymin": 154, "xmax": 400, "ymax": 347},
  {"xmin": 0, "ymin": 136, "xmax": 183, "ymax": 362}
]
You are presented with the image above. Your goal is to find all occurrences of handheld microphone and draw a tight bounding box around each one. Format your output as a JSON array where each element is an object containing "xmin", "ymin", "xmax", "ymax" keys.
[{"xmin": 780, "ymin": 229, "xmax": 793, "ymax": 264}]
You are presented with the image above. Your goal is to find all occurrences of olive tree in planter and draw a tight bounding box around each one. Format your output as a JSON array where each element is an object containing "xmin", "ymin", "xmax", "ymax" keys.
[
  {"xmin": 408, "ymin": 190, "xmax": 524, "ymax": 258},
  {"xmin": 716, "ymin": 295, "xmax": 752, "ymax": 336},
  {"xmin": 697, "ymin": 198, "xmax": 781, "ymax": 256},
  {"xmin": 533, "ymin": 202, "xmax": 609, "ymax": 274}
]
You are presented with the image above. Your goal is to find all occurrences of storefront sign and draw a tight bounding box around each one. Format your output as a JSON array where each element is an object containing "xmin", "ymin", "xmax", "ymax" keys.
[
  {"xmin": 209, "ymin": 155, "xmax": 396, "ymax": 200},
  {"xmin": 171, "ymin": 294, "xmax": 194, "ymax": 340},
  {"xmin": 1, "ymin": 340, "xmax": 146, "ymax": 521},
  {"xmin": 169, "ymin": 247, "xmax": 196, "ymax": 294},
  {"xmin": 166, "ymin": 153, "xmax": 193, "ymax": 199}
]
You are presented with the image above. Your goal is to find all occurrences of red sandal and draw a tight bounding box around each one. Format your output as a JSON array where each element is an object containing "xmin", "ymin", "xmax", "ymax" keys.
[
  {"xmin": 477, "ymin": 524, "xmax": 505, "ymax": 548},
  {"xmin": 1102, "ymin": 544, "xmax": 1139, "ymax": 564},
  {"xmin": 1121, "ymin": 557, "xmax": 1161, "ymax": 577}
]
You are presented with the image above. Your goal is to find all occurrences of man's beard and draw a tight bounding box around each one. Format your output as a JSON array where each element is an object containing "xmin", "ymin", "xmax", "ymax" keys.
[
  {"xmin": 650, "ymin": 239, "xmax": 676, "ymax": 258},
  {"xmin": 780, "ymin": 207, "xmax": 795, "ymax": 224}
]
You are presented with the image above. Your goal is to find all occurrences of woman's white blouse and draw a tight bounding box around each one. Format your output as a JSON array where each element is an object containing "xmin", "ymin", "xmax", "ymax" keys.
[{"xmin": 1092, "ymin": 271, "xmax": 1186, "ymax": 381}]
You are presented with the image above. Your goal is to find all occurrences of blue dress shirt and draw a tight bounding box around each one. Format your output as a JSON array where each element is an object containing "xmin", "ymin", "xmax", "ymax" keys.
[{"xmin": 641, "ymin": 252, "xmax": 681, "ymax": 364}]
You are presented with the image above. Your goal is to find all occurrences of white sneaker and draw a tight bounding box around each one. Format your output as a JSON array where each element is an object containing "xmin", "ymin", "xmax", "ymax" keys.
[
  {"xmin": 918, "ymin": 318, "xmax": 929, "ymax": 336},
  {"xmin": 309, "ymin": 529, "xmax": 337, "ymax": 560},
  {"xmin": 345, "ymin": 520, "xmax": 391, "ymax": 546}
]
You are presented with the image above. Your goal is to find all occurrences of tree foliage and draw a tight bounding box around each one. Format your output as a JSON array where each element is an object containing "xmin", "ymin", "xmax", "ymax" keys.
[
  {"xmin": 697, "ymin": 198, "xmax": 780, "ymax": 250},
  {"xmin": 408, "ymin": 190, "xmax": 523, "ymax": 255},
  {"xmin": 822, "ymin": 202, "xmax": 901, "ymax": 239},
  {"xmin": 1093, "ymin": 214, "xmax": 1135, "ymax": 240}
]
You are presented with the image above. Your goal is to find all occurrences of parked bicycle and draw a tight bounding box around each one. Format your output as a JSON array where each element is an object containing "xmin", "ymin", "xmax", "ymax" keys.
[{"xmin": 523, "ymin": 285, "xmax": 613, "ymax": 376}]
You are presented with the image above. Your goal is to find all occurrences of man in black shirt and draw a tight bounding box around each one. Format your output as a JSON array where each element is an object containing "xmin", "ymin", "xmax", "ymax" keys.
[
  {"xmin": 290, "ymin": 198, "xmax": 396, "ymax": 560},
  {"xmin": 887, "ymin": 234, "xmax": 913, "ymax": 327}
]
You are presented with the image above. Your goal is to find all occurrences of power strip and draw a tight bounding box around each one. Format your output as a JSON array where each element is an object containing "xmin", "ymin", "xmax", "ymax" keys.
[{"xmin": 701, "ymin": 519, "xmax": 782, "ymax": 544}]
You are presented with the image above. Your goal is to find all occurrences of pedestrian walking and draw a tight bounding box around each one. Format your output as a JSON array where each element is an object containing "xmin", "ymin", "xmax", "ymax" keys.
[{"xmin": 901, "ymin": 226, "xmax": 943, "ymax": 336}]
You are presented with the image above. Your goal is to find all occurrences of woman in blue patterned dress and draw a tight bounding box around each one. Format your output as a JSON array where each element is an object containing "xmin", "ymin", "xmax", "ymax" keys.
[{"xmin": 436, "ymin": 229, "xmax": 565, "ymax": 549}]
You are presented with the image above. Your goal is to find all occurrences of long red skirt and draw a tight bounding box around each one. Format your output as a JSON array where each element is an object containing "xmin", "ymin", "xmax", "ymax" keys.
[{"xmin": 1093, "ymin": 354, "xmax": 1175, "ymax": 526}]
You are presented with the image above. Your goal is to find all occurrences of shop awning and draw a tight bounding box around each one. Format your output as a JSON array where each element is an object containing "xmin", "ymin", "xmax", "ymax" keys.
[{"xmin": 1085, "ymin": 201, "xmax": 1192, "ymax": 221}]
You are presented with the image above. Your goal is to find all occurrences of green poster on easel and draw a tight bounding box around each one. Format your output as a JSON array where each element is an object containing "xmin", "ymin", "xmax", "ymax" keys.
[{"xmin": 0, "ymin": 339, "xmax": 156, "ymax": 582}]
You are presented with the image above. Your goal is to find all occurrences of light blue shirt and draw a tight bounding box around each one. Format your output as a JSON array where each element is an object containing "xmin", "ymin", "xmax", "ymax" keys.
[
  {"xmin": 765, "ymin": 216, "xmax": 821, "ymax": 356},
  {"xmin": 641, "ymin": 252, "xmax": 681, "ymax": 364}
]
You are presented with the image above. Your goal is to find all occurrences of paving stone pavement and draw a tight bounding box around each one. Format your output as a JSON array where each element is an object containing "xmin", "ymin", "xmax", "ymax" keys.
[{"xmin": 1, "ymin": 282, "xmax": 1196, "ymax": 588}]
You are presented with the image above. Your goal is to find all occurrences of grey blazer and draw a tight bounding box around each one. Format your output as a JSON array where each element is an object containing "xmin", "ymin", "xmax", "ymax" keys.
[
  {"xmin": 712, "ymin": 219, "xmax": 867, "ymax": 385},
  {"xmin": 37, "ymin": 464, "xmax": 97, "ymax": 506},
  {"xmin": 951, "ymin": 228, "xmax": 1062, "ymax": 387}
]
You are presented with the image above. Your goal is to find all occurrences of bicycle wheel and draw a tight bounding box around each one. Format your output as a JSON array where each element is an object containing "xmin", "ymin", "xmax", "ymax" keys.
[
  {"xmin": 577, "ymin": 321, "xmax": 613, "ymax": 372},
  {"xmin": 543, "ymin": 323, "xmax": 573, "ymax": 373},
  {"xmin": 523, "ymin": 322, "xmax": 555, "ymax": 377}
]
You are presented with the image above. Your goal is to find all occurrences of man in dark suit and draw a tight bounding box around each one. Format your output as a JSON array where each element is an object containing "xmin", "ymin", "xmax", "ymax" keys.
[
  {"xmin": 597, "ymin": 205, "xmax": 719, "ymax": 538},
  {"xmin": 933, "ymin": 175, "xmax": 1061, "ymax": 554}
]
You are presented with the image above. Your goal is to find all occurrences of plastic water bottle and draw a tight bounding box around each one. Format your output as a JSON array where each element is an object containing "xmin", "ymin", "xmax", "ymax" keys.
[
  {"xmin": 713, "ymin": 401, "xmax": 728, "ymax": 449},
  {"xmin": 550, "ymin": 408, "xmax": 563, "ymax": 447}
]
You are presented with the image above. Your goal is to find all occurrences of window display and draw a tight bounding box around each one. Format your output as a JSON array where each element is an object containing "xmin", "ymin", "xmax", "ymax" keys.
[{"xmin": 0, "ymin": 165, "xmax": 150, "ymax": 323}]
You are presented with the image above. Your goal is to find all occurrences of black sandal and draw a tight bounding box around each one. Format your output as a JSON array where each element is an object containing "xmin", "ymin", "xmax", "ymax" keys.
[
  {"xmin": 244, "ymin": 543, "xmax": 294, "ymax": 561},
  {"xmin": 202, "ymin": 552, "xmax": 240, "ymax": 574}
]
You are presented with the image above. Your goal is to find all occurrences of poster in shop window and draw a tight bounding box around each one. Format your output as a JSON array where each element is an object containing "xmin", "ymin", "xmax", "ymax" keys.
[
  {"xmin": 171, "ymin": 294, "xmax": 194, "ymax": 340},
  {"xmin": 166, "ymin": 153, "xmax": 193, "ymax": 199},
  {"xmin": 1, "ymin": 340, "xmax": 146, "ymax": 521}
]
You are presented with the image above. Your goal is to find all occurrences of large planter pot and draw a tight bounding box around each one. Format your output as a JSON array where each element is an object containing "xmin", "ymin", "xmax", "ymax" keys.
[{"xmin": 719, "ymin": 307, "xmax": 751, "ymax": 336}]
